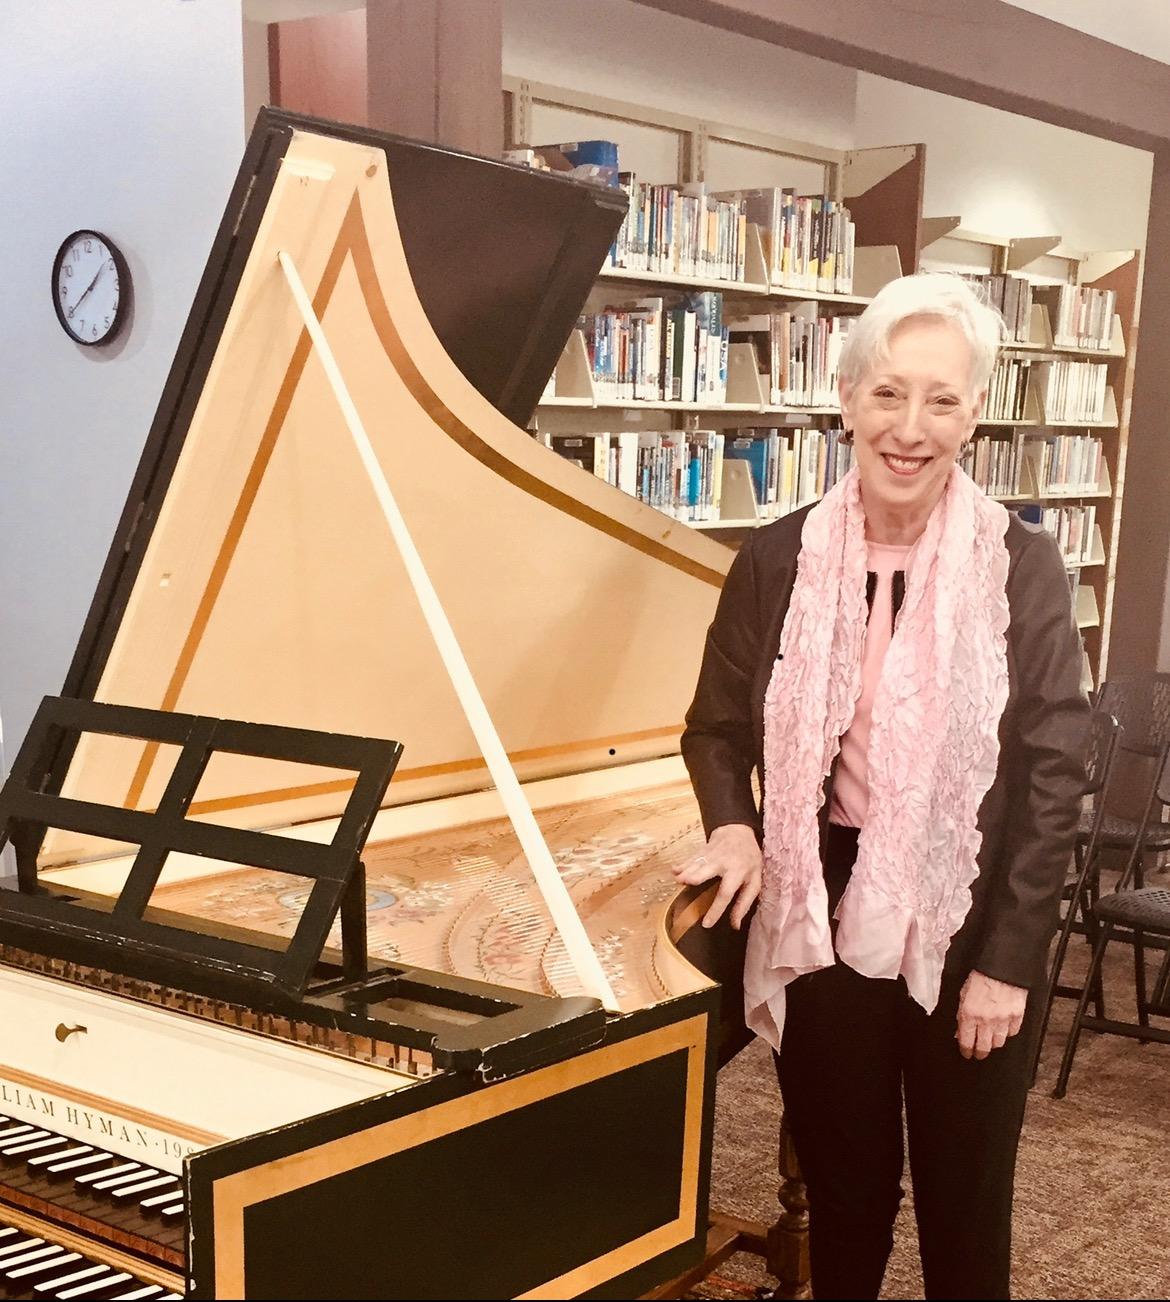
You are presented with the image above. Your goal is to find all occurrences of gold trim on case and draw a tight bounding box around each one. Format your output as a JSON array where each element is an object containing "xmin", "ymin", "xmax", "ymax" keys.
[{"xmin": 211, "ymin": 1015, "xmax": 708, "ymax": 1298}]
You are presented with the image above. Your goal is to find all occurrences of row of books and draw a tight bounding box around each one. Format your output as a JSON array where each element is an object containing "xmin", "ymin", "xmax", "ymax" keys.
[
  {"xmin": 537, "ymin": 426, "xmax": 853, "ymax": 521},
  {"xmin": 733, "ymin": 188, "xmax": 857, "ymax": 294},
  {"xmin": 1017, "ymin": 504, "xmax": 1099, "ymax": 565},
  {"xmin": 1032, "ymin": 360, "xmax": 1110, "ymax": 424},
  {"xmin": 962, "ymin": 273, "xmax": 1034, "ymax": 343},
  {"xmin": 960, "ymin": 431, "xmax": 1027, "ymax": 498},
  {"xmin": 609, "ymin": 177, "xmax": 748, "ymax": 283},
  {"xmin": 724, "ymin": 426, "xmax": 853, "ymax": 518},
  {"xmin": 1033, "ymin": 284, "xmax": 1118, "ymax": 351},
  {"xmin": 575, "ymin": 293, "xmax": 728, "ymax": 404},
  {"xmin": 1025, "ymin": 433, "xmax": 1104, "ymax": 495},
  {"xmin": 983, "ymin": 357, "xmax": 1032, "ymax": 422},
  {"xmin": 540, "ymin": 429, "xmax": 724, "ymax": 521},
  {"xmin": 729, "ymin": 307, "xmax": 855, "ymax": 408}
]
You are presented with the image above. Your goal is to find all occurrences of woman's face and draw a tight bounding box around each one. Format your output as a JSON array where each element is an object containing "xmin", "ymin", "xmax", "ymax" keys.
[{"xmin": 840, "ymin": 317, "xmax": 985, "ymax": 520}]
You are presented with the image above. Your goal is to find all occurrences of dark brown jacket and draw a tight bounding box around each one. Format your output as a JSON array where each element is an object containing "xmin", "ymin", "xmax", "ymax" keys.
[{"xmin": 680, "ymin": 505, "xmax": 1091, "ymax": 990}]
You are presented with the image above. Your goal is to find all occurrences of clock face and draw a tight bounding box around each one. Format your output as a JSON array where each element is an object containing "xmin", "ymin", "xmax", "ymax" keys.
[{"xmin": 52, "ymin": 230, "xmax": 129, "ymax": 346}]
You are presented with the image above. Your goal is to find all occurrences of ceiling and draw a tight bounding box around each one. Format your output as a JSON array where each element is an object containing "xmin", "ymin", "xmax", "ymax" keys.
[
  {"xmin": 242, "ymin": 0, "xmax": 1170, "ymax": 70},
  {"xmin": 1001, "ymin": 0, "xmax": 1170, "ymax": 65}
]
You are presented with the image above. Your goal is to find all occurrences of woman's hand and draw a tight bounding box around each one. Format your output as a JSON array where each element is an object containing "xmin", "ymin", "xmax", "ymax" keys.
[
  {"xmin": 672, "ymin": 823, "xmax": 762, "ymax": 930},
  {"xmin": 956, "ymin": 970, "xmax": 1027, "ymax": 1059}
]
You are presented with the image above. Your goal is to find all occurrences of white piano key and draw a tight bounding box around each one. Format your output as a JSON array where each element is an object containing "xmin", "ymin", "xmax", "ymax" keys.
[
  {"xmin": 0, "ymin": 1236, "xmax": 44, "ymax": 1259},
  {"xmin": 112, "ymin": 1174, "xmax": 178, "ymax": 1200},
  {"xmin": 29, "ymin": 1144, "xmax": 94, "ymax": 1167},
  {"xmin": 1, "ymin": 1244, "xmax": 69, "ymax": 1273},
  {"xmin": 158, "ymin": 1203, "xmax": 185, "ymax": 1219},
  {"xmin": 92, "ymin": 1166, "xmax": 159, "ymax": 1193},
  {"xmin": 0, "ymin": 1123, "xmax": 36, "ymax": 1140},
  {"xmin": 8, "ymin": 1250, "xmax": 82, "ymax": 1281},
  {"xmin": 59, "ymin": 1270, "xmax": 133, "ymax": 1298},
  {"xmin": 1, "ymin": 1132, "xmax": 52, "ymax": 1155},
  {"xmin": 139, "ymin": 1190, "xmax": 183, "ymax": 1210},
  {"xmin": 75, "ymin": 1161, "xmax": 140, "ymax": 1186},
  {"xmin": 3, "ymin": 1135, "xmax": 72, "ymax": 1157},
  {"xmin": 107, "ymin": 1288, "xmax": 165, "ymax": 1300},
  {"xmin": 0, "ymin": 1227, "xmax": 21, "ymax": 1241},
  {"xmin": 33, "ymin": 1262, "xmax": 109, "ymax": 1294},
  {"xmin": 0, "ymin": 1125, "xmax": 42, "ymax": 1146},
  {"xmin": 47, "ymin": 1151, "xmax": 112, "ymax": 1174}
]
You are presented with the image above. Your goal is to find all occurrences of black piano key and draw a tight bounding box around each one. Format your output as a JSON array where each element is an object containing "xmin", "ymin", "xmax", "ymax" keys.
[
  {"xmin": 89, "ymin": 1168, "xmax": 158, "ymax": 1195},
  {"xmin": 136, "ymin": 1192, "xmax": 179, "ymax": 1211},
  {"xmin": 7, "ymin": 1249, "xmax": 82, "ymax": 1283},
  {"xmin": 0, "ymin": 1238, "xmax": 43, "ymax": 1260},
  {"xmin": 111, "ymin": 1176, "xmax": 177, "ymax": 1203},
  {"xmin": 0, "ymin": 1130, "xmax": 50, "ymax": 1161},
  {"xmin": 1, "ymin": 1243, "xmax": 70, "ymax": 1277},
  {"xmin": 0, "ymin": 1231, "xmax": 19, "ymax": 1244},
  {"xmin": 28, "ymin": 1146, "xmax": 93, "ymax": 1169},
  {"xmin": 32, "ymin": 1263, "xmax": 110, "ymax": 1295},
  {"xmin": 0, "ymin": 1128, "xmax": 42, "ymax": 1150},
  {"xmin": 56, "ymin": 1270, "xmax": 134, "ymax": 1299},
  {"xmin": 2, "ymin": 1137, "xmax": 72, "ymax": 1159},
  {"xmin": 44, "ymin": 1153, "xmax": 110, "ymax": 1176},
  {"xmin": 75, "ymin": 1163, "xmax": 140, "ymax": 1188}
]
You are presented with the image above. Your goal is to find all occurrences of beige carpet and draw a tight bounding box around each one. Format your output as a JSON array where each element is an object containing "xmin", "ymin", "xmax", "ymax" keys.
[{"xmin": 695, "ymin": 938, "xmax": 1170, "ymax": 1300}]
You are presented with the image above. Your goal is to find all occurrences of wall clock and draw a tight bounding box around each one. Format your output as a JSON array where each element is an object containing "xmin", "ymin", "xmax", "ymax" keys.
[{"xmin": 52, "ymin": 229, "xmax": 131, "ymax": 346}]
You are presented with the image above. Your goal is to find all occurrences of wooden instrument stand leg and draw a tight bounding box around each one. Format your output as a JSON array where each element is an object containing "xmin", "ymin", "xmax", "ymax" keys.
[{"xmin": 647, "ymin": 1114, "xmax": 811, "ymax": 1299}]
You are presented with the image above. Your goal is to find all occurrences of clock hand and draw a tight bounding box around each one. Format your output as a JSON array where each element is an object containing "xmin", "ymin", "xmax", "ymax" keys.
[{"xmin": 67, "ymin": 261, "xmax": 105, "ymax": 319}]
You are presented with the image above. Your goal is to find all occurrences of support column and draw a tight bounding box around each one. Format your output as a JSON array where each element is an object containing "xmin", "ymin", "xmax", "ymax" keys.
[
  {"xmin": 366, "ymin": 0, "xmax": 503, "ymax": 158},
  {"xmin": 1109, "ymin": 147, "xmax": 1170, "ymax": 674}
]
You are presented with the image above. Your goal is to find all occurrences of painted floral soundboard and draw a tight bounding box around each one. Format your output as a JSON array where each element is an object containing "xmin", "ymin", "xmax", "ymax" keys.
[{"xmin": 151, "ymin": 782, "xmax": 707, "ymax": 1011}]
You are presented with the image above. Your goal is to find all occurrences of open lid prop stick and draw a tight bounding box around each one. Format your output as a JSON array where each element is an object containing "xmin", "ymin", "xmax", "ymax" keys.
[{"xmin": 277, "ymin": 249, "xmax": 619, "ymax": 1012}]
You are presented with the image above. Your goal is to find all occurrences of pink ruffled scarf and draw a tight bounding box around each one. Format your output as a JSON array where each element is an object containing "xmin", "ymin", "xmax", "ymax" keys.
[{"xmin": 744, "ymin": 464, "xmax": 1011, "ymax": 1049}]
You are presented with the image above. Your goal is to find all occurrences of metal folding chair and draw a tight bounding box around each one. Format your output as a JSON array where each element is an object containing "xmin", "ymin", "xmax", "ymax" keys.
[{"xmin": 1030, "ymin": 710, "xmax": 1122, "ymax": 1084}]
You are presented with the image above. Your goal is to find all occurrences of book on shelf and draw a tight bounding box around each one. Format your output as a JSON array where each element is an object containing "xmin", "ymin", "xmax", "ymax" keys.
[
  {"xmin": 717, "ymin": 187, "xmax": 856, "ymax": 294},
  {"xmin": 538, "ymin": 424, "xmax": 852, "ymax": 525},
  {"xmin": 1031, "ymin": 360, "xmax": 1109, "ymax": 423},
  {"xmin": 726, "ymin": 306, "xmax": 853, "ymax": 407},
  {"xmin": 1021, "ymin": 434, "xmax": 1103, "ymax": 494},
  {"xmin": 1014, "ymin": 502, "xmax": 1098, "ymax": 565},
  {"xmin": 961, "ymin": 272, "xmax": 1034, "ymax": 343},
  {"xmin": 983, "ymin": 357, "xmax": 1032, "ymax": 422},
  {"xmin": 961, "ymin": 431, "xmax": 1027, "ymax": 498},
  {"xmin": 723, "ymin": 426, "xmax": 851, "ymax": 518},
  {"xmin": 575, "ymin": 291, "xmax": 729, "ymax": 403},
  {"xmin": 1032, "ymin": 284, "xmax": 1117, "ymax": 351},
  {"xmin": 609, "ymin": 174, "xmax": 748, "ymax": 282}
]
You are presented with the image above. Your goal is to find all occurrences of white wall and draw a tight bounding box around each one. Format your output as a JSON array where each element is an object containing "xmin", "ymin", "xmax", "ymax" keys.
[
  {"xmin": 854, "ymin": 74, "xmax": 1153, "ymax": 254},
  {"xmin": 502, "ymin": 0, "xmax": 858, "ymax": 151},
  {"xmin": 0, "ymin": 1, "xmax": 246, "ymax": 777}
]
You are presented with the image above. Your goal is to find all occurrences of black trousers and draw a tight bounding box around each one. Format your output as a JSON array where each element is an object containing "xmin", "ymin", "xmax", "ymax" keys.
[{"xmin": 774, "ymin": 824, "xmax": 1040, "ymax": 1301}]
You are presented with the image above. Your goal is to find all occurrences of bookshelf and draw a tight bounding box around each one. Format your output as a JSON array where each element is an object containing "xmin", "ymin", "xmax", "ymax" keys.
[
  {"xmin": 507, "ymin": 80, "xmax": 914, "ymax": 544},
  {"xmin": 921, "ymin": 224, "xmax": 1142, "ymax": 689},
  {"xmin": 505, "ymin": 80, "xmax": 1141, "ymax": 690}
]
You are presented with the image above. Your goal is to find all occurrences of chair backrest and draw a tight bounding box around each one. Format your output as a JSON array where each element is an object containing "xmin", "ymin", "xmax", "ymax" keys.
[
  {"xmin": 1085, "ymin": 711, "xmax": 1123, "ymax": 799},
  {"xmin": 1095, "ymin": 673, "xmax": 1170, "ymax": 758},
  {"xmin": 1081, "ymin": 712, "xmax": 1123, "ymax": 870}
]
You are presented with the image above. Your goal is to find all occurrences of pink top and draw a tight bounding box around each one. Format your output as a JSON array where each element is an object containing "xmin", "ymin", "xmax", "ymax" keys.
[{"xmin": 829, "ymin": 540, "xmax": 912, "ymax": 828}]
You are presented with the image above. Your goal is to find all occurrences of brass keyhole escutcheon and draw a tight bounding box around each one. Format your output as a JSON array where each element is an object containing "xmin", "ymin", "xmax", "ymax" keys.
[{"xmin": 55, "ymin": 1023, "xmax": 87, "ymax": 1043}]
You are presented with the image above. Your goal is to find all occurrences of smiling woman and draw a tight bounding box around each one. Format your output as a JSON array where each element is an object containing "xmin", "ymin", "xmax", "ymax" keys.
[
  {"xmin": 677, "ymin": 271, "xmax": 1091, "ymax": 1299},
  {"xmin": 839, "ymin": 275, "xmax": 1004, "ymax": 545}
]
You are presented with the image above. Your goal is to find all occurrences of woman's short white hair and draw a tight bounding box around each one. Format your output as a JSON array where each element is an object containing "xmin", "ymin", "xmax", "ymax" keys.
[{"xmin": 838, "ymin": 272, "xmax": 1006, "ymax": 398}]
